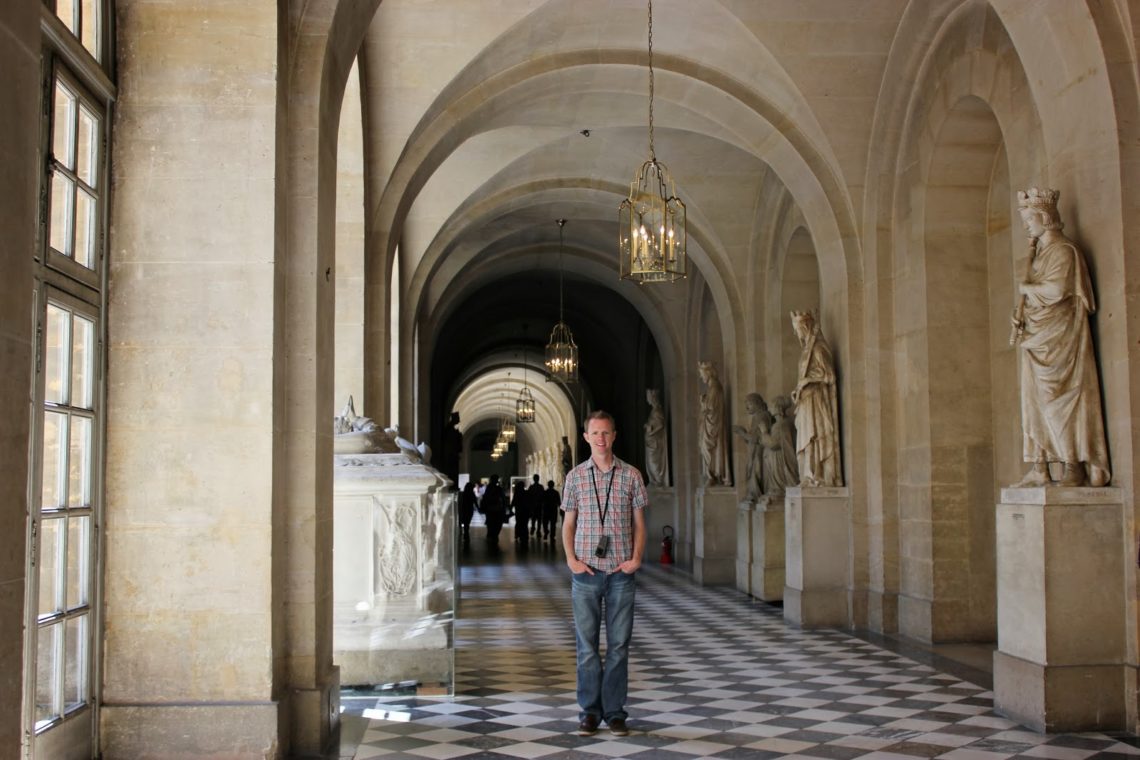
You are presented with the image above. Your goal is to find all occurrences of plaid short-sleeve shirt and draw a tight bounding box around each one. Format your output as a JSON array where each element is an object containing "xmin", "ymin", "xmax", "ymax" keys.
[{"xmin": 562, "ymin": 456, "xmax": 648, "ymax": 573}]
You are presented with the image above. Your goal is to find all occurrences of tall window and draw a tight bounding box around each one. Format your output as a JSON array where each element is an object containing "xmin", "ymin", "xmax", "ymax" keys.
[{"xmin": 26, "ymin": 2, "xmax": 112, "ymax": 757}]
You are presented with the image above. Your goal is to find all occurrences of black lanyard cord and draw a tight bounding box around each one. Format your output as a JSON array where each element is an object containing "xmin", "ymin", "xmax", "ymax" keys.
[{"xmin": 590, "ymin": 466, "xmax": 615, "ymax": 529}]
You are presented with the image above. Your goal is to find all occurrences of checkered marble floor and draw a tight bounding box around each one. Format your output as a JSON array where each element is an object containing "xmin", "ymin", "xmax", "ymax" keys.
[{"xmin": 342, "ymin": 526, "xmax": 1140, "ymax": 759}]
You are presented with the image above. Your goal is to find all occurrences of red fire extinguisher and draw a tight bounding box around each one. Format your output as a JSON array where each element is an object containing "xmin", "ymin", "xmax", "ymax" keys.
[{"xmin": 660, "ymin": 525, "xmax": 674, "ymax": 565}]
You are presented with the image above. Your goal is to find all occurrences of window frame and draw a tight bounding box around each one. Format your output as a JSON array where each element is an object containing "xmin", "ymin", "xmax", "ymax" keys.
[{"xmin": 25, "ymin": 3, "xmax": 114, "ymax": 757}]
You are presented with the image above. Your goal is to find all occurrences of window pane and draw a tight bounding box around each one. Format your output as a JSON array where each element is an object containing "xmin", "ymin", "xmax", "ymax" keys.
[
  {"xmin": 45, "ymin": 304, "xmax": 70, "ymax": 404},
  {"xmin": 42, "ymin": 412, "xmax": 67, "ymax": 511},
  {"xmin": 35, "ymin": 624, "xmax": 61, "ymax": 728},
  {"xmin": 72, "ymin": 315, "xmax": 94, "ymax": 410},
  {"xmin": 66, "ymin": 516, "xmax": 91, "ymax": 610},
  {"xmin": 77, "ymin": 107, "xmax": 97, "ymax": 187},
  {"xmin": 38, "ymin": 518, "xmax": 63, "ymax": 618},
  {"xmin": 56, "ymin": 0, "xmax": 77, "ymax": 34},
  {"xmin": 74, "ymin": 188, "xmax": 95, "ymax": 269},
  {"xmin": 64, "ymin": 615, "xmax": 87, "ymax": 712},
  {"xmin": 49, "ymin": 172, "xmax": 75, "ymax": 259},
  {"xmin": 68, "ymin": 417, "xmax": 91, "ymax": 510},
  {"xmin": 80, "ymin": 0, "xmax": 98, "ymax": 60},
  {"xmin": 52, "ymin": 82, "xmax": 75, "ymax": 169}
]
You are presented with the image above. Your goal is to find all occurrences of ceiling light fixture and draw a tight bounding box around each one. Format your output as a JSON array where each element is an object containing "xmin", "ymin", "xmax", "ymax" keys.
[
  {"xmin": 516, "ymin": 348, "xmax": 536, "ymax": 423},
  {"xmin": 618, "ymin": 0, "xmax": 687, "ymax": 284},
  {"xmin": 545, "ymin": 219, "xmax": 579, "ymax": 382}
]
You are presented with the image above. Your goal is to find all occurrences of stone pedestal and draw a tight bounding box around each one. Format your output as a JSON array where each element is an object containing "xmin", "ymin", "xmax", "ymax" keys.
[
  {"xmin": 647, "ymin": 485, "xmax": 677, "ymax": 565},
  {"xmin": 784, "ymin": 487, "xmax": 849, "ymax": 627},
  {"xmin": 993, "ymin": 487, "xmax": 1130, "ymax": 733},
  {"xmin": 333, "ymin": 453, "xmax": 455, "ymax": 689},
  {"xmin": 736, "ymin": 500, "xmax": 755, "ymax": 594},
  {"xmin": 751, "ymin": 495, "xmax": 786, "ymax": 601},
  {"xmin": 694, "ymin": 487, "xmax": 738, "ymax": 584}
]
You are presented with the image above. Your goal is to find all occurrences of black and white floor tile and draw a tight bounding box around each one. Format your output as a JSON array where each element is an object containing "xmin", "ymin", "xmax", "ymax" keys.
[{"xmin": 339, "ymin": 525, "xmax": 1140, "ymax": 759}]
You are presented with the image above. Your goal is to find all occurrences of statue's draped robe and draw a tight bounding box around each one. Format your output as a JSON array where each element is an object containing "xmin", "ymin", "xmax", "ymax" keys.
[
  {"xmin": 699, "ymin": 375, "xmax": 730, "ymax": 485},
  {"xmin": 1019, "ymin": 236, "xmax": 1110, "ymax": 484},
  {"xmin": 644, "ymin": 405, "xmax": 670, "ymax": 487},
  {"xmin": 764, "ymin": 415, "xmax": 799, "ymax": 495},
  {"xmin": 795, "ymin": 332, "xmax": 842, "ymax": 487},
  {"xmin": 740, "ymin": 414, "xmax": 769, "ymax": 500}
]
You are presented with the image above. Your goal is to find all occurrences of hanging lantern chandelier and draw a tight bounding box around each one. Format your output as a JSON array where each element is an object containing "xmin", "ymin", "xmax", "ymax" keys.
[
  {"xmin": 618, "ymin": 0, "xmax": 687, "ymax": 284},
  {"xmin": 499, "ymin": 381, "xmax": 516, "ymax": 443},
  {"xmin": 546, "ymin": 219, "xmax": 579, "ymax": 382},
  {"xmin": 516, "ymin": 349, "xmax": 536, "ymax": 423}
]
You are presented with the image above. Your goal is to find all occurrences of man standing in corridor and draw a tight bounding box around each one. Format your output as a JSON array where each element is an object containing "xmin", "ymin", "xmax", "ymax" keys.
[{"xmin": 562, "ymin": 410, "xmax": 647, "ymax": 737}]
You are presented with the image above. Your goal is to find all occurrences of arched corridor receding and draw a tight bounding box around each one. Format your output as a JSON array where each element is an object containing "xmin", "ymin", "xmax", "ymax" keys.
[{"xmin": 336, "ymin": 528, "xmax": 1139, "ymax": 758}]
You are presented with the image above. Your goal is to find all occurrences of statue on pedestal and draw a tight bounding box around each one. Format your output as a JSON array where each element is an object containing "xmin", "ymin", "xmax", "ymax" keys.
[
  {"xmin": 1010, "ymin": 188, "xmax": 1110, "ymax": 487},
  {"xmin": 644, "ymin": 388, "xmax": 671, "ymax": 486},
  {"xmin": 732, "ymin": 393, "xmax": 771, "ymax": 501},
  {"xmin": 790, "ymin": 311, "xmax": 842, "ymax": 487},
  {"xmin": 763, "ymin": 394, "xmax": 799, "ymax": 496},
  {"xmin": 697, "ymin": 361, "xmax": 730, "ymax": 486}
]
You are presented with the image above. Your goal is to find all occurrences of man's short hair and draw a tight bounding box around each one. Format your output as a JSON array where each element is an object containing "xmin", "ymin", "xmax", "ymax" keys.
[{"xmin": 583, "ymin": 409, "xmax": 616, "ymax": 430}]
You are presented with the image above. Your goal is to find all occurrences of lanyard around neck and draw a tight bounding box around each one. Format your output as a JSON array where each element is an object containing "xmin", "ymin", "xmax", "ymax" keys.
[{"xmin": 590, "ymin": 465, "xmax": 615, "ymax": 528}]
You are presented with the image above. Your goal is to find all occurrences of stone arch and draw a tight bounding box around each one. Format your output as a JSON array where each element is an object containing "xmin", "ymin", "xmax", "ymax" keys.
[
  {"xmin": 877, "ymin": 4, "xmax": 1047, "ymax": 643},
  {"xmin": 777, "ymin": 227, "xmax": 822, "ymax": 397},
  {"xmin": 358, "ymin": 6, "xmax": 865, "ymax": 461}
]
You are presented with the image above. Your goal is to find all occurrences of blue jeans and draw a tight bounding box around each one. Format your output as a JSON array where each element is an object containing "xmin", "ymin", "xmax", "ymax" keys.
[{"xmin": 571, "ymin": 569, "xmax": 636, "ymax": 723}]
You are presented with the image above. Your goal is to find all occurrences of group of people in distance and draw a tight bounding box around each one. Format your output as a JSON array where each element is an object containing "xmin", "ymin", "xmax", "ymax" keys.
[
  {"xmin": 511, "ymin": 474, "xmax": 563, "ymax": 546},
  {"xmin": 456, "ymin": 472, "xmax": 562, "ymax": 547}
]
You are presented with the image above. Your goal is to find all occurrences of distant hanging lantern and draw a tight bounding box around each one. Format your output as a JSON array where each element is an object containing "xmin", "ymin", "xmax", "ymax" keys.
[
  {"xmin": 546, "ymin": 219, "xmax": 579, "ymax": 382},
  {"xmin": 498, "ymin": 382, "xmax": 516, "ymax": 442},
  {"xmin": 517, "ymin": 349, "xmax": 536, "ymax": 423}
]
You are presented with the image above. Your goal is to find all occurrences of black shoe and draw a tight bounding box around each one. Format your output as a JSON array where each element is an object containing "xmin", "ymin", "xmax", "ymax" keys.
[
  {"xmin": 577, "ymin": 715, "xmax": 600, "ymax": 736},
  {"xmin": 608, "ymin": 718, "xmax": 629, "ymax": 736}
]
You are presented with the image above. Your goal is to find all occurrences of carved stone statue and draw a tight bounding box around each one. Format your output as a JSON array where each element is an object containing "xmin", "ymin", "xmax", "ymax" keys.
[
  {"xmin": 763, "ymin": 394, "xmax": 799, "ymax": 496},
  {"xmin": 1011, "ymin": 188, "xmax": 1110, "ymax": 487},
  {"xmin": 697, "ymin": 361, "xmax": 731, "ymax": 486},
  {"xmin": 644, "ymin": 388, "xmax": 670, "ymax": 486},
  {"xmin": 333, "ymin": 396, "xmax": 399, "ymax": 455},
  {"xmin": 790, "ymin": 312, "xmax": 842, "ymax": 487},
  {"xmin": 732, "ymin": 392, "xmax": 772, "ymax": 501},
  {"xmin": 561, "ymin": 435, "xmax": 573, "ymax": 477}
]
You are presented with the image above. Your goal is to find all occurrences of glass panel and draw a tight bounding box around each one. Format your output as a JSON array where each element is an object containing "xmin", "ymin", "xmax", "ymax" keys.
[
  {"xmin": 49, "ymin": 172, "xmax": 75, "ymax": 259},
  {"xmin": 66, "ymin": 516, "xmax": 91, "ymax": 609},
  {"xmin": 57, "ymin": 0, "xmax": 77, "ymax": 32},
  {"xmin": 80, "ymin": 0, "xmax": 98, "ymax": 60},
  {"xmin": 68, "ymin": 418, "xmax": 91, "ymax": 510},
  {"xmin": 38, "ymin": 519, "xmax": 63, "ymax": 618},
  {"xmin": 45, "ymin": 304, "xmax": 70, "ymax": 405},
  {"xmin": 35, "ymin": 624, "xmax": 61, "ymax": 728},
  {"xmin": 52, "ymin": 82, "xmax": 75, "ymax": 169},
  {"xmin": 74, "ymin": 188, "xmax": 94, "ymax": 269},
  {"xmin": 76, "ymin": 107, "xmax": 97, "ymax": 187},
  {"xmin": 64, "ymin": 616, "xmax": 87, "ymax": 712},
  {"xmin": 42, "ymin": 412, "xmax": 67, "ymax": 511},
  {"xmin": 71, "ymin": 315, "xmax": 94, "ymax": 410}
]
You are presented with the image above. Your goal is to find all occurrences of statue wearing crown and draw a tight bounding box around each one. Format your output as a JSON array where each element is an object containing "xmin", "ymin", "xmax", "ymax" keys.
[{"xmin": 1011, "ymin": 188, "xmax": 1110, "ymax": 487}]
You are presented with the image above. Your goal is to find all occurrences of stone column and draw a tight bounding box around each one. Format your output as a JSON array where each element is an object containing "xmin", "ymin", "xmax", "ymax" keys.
[
  {"xmin": 993, "ymin": 487, "xmax": 1130, "ymax": 732},
  {"xmin": 784, "ymin": 487, "xmax": 850, "ymax": 627},
  {"xmin": 750, "ymin": 495, "xmax": 785, "ymax": 601},
  {"xmin": 693, "ymin": 487, "xmax": 737, "ymax": 584},
  {"xmin": 102, "ymin": 2, "xmax": 285, "ymax": 756}
]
